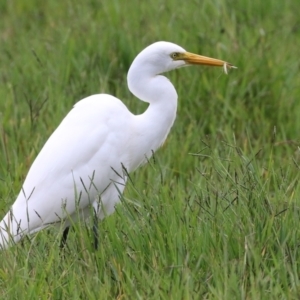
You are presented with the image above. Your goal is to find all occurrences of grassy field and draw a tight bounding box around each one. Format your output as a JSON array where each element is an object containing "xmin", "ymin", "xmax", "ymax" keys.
[{"xmin": 1, "ymin": 0, "xmax": 300, "ymax": 298}]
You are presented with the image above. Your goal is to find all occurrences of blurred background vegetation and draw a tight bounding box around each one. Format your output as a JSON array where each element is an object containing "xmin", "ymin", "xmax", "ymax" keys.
[{"xmin": 0, "ymin": 0, "xmax": 300, "ymax": 298}]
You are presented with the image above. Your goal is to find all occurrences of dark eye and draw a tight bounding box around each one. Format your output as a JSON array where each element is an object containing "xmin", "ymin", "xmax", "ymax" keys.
[{"xmin": 171, "ymin": 52, "xmax": 179, "ymax": 59}]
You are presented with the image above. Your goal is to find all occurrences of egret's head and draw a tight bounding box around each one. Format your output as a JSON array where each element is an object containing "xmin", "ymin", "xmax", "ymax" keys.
[{"xmin": 130, "ymin": 41, "xmax": 235, "ymax": 75}]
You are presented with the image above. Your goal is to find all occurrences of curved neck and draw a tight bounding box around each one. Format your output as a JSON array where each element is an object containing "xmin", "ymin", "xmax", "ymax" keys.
[{"xmin": 127, "ymin": 67, "xmax": 178, "ymax": 169}]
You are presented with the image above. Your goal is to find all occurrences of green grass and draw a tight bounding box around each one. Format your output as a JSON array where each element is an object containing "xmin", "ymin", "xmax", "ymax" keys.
[{"xmin": 1, "ymin": 0, "xmax": 300, "ymax": 298}]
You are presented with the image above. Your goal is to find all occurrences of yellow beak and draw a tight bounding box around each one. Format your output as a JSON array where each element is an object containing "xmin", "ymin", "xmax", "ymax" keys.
[{"xmin": 181, "ymin": 52, "xmax": 236, "ymax": 70}]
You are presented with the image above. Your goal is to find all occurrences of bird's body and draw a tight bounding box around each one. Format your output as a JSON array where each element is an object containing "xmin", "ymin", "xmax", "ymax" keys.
[{"xmin": 0, "ymin": 41, "xmax": 234, "ymax": 249}]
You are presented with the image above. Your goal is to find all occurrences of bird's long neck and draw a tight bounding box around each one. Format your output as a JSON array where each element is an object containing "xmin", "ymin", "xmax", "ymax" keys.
[
  {"xmin": 127, "ymin": 67, "xmax": 178, "ymax": 169},
  {"xmin": 137, "ymin": 77, "xmax": 177, "ymax": 147}
]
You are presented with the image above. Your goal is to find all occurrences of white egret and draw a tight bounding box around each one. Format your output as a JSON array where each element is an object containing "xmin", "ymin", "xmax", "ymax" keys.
[{"xmin": 0, "ymin": 41, "xmax": 235, "ymax": 249}]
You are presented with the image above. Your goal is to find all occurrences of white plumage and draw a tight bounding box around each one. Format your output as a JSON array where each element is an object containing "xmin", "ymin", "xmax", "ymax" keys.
[{"xmin": 0, "ymin": 41, "xmax": 234, "ymax": 249}]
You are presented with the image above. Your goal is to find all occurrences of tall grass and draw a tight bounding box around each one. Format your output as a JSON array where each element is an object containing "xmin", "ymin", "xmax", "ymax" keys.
[{"xmin": 1, "ymin": 0, "xmax": 300, "ymax": 298}]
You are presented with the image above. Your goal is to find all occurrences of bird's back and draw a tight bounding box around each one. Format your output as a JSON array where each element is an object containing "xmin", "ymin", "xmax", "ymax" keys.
[{"xmin": 0, "ymin": 94, "xmax": 135, "ymax": 246}]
